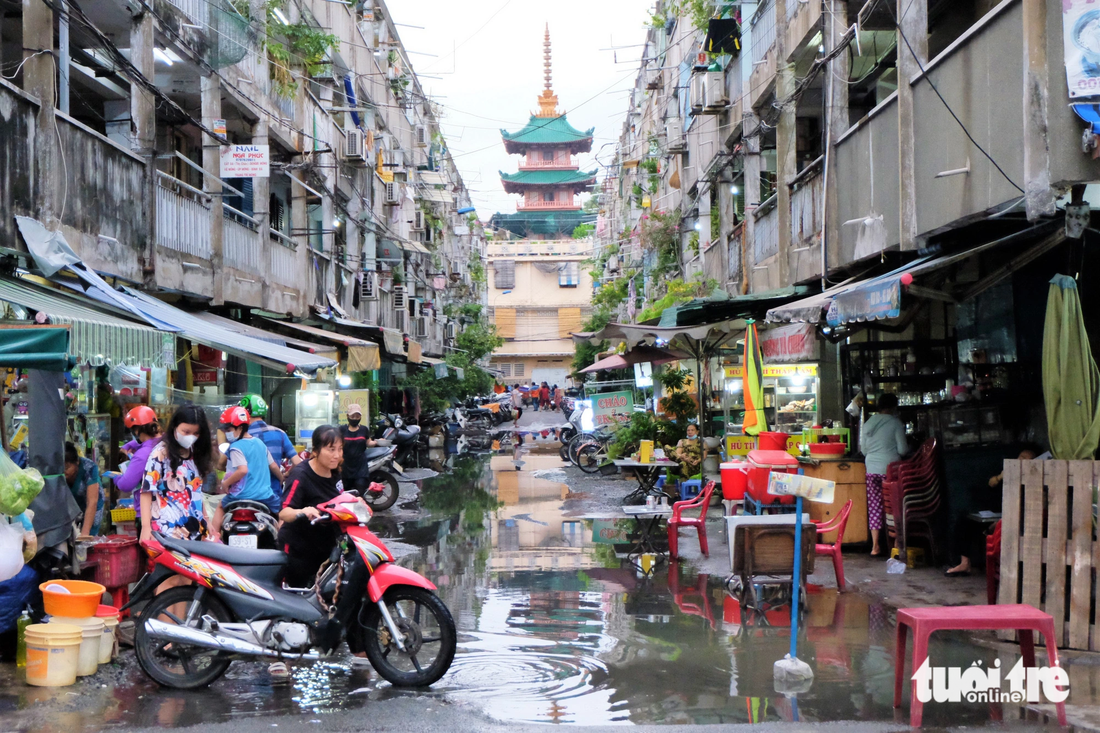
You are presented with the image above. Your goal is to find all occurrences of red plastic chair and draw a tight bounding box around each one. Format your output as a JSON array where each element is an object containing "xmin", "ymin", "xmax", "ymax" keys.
[
  {"xmin": 668, "ymin": 480, "xmax": 715, "ymax": 559},
  {"xmin": 813, "ymin": 499, "xmax": 853, "ymax": 591},
  {"xmin": 986, "ymin": 520, "xmax": 1002, "ymax": 604}
]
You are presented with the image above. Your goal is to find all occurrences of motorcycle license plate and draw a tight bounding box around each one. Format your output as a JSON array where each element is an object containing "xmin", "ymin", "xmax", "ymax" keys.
[
  {"xmin": 228, "ymin": 534, "xmax": 258, "ymax": 549},
  {"xmin": 391, "ymin": 461, "xmax": 403, "ymax": 474}
]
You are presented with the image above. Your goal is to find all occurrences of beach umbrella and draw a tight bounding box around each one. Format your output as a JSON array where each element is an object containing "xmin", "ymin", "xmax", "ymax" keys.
[
  {"xmin": 1043, "ymin": 274, "xmax": 1100, "ymax": 459},
  {"xmin": 742, "ymin": 320, "xmax": 767, "ymax": 436}
]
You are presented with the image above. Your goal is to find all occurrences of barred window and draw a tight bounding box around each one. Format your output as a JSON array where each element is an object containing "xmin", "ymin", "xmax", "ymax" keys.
[
  {"xmin": 500, "ymin": 363, "xmax": 512, "ymax": 377},
  {"xmin": 514, "ymin": 362, "xmax": 525, "ymax": 377},
  {"xmin": 559, "ymin": 261, "xmax": 580, "ymax": 287},
  {"xmin": 493, "ymin": 259, "xmax": 515, "ymax": 289}
]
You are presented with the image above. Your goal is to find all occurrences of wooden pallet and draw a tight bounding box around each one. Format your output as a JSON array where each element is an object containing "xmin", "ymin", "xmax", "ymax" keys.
[{"xmin": 998, "ymin": 459, "xmax": 1098, "ymax": 651}]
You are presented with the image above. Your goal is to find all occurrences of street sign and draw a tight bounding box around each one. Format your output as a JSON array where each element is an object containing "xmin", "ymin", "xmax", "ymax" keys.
[{"xmin": 767, "ymin": 472, "xmax": 835, "ymax": 503}]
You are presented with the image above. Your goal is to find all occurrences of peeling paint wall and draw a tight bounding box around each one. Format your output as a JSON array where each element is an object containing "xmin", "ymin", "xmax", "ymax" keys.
[{"xmin": 0, "ymin": 83, "xmax": 40, "ymax": 249}]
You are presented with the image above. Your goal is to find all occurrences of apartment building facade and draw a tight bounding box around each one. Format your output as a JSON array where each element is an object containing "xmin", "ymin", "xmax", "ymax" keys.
[{"xmin": 0, "ymin": 0, "xmax": 484, "ymax": 373}]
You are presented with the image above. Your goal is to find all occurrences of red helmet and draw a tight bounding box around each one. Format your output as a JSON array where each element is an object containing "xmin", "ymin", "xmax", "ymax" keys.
[
  {"xmin": 124, "ymin": 405, "xmax": 158, "ymax": 429},
  {"xmin": 219, "ymin": 405, "xmax": 250, "ymax": 427}
]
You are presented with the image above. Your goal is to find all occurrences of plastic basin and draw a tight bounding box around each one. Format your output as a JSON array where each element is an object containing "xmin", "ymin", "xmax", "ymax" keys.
[
  {"xmin": 757, "ymin": 431, "xmax": 790, "ymax": 452},
  {"xmin": 39, "ymin": 580, "xmax": 106, "ymax": 618},
  {"xmin": 809, "ymin": 442, "xmax": 846, "ymax": 456}
]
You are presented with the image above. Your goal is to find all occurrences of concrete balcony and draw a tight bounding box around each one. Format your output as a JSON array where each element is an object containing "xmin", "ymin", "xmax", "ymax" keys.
[
  {"xmin": 223, "ymin": 206, "xmax": 260, "ymax": 272},
  {"xmin": 156, "ymin": 172, "xmax": 212, "ymax": 260},
  {"xmin": 485, "ymin": 240, "xmax": 589, "ymax": 259}
]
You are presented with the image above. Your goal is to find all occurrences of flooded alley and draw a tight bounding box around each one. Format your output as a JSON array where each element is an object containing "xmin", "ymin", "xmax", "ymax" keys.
[{"xmin": 2, "ymin": 441, "xmax": 1093, "ymax": 732}]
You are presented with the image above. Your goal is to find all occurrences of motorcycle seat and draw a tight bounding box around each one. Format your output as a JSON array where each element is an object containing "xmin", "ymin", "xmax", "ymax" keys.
[
  {"xmin": 362, "ymin": 446, "xmax": 393, "ymax": 460},
  {"xmin": 171, "ymin": 539, "xmax": 287, "ymax": 566}
]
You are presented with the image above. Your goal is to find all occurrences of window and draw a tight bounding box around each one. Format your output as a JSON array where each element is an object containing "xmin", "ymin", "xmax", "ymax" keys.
[
  {"xmin": 559, "ymin": 261, "xmax": 580, "ymax": 287},
  {"xmin": 514, "ymin": 362, "xmax": 525, "ymax": 377},
  {"xmin": 500, "ymin": 363, "xmax": 512, "ymax": 377},
  {"xmin": 542, "ymin": 150, "xmax": 554, "ymax": 162},
  {"xmin": 493, "ymin": 259, "xmax": 515, "ymax": 289},
  {"xmin": 543, "ymin": 191, "xmax": 555, "ymax": 203}
]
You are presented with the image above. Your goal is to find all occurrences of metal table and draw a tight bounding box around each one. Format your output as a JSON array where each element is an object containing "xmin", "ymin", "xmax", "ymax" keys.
[
  {"xmin": 613, "ymin": 459, "xmax": 680, "ymax": 504},
  {"xmin": 622, "ymin": 504, "xmax": 673, "ymax": 562}
]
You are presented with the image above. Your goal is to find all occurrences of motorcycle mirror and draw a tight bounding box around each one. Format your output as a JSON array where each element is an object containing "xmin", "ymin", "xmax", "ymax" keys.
[{"xmin": 346, "ymin": 489, "xmax": 361, "ymax": 498}]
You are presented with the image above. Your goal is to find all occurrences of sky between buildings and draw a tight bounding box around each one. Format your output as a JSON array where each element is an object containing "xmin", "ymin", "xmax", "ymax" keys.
[{"xmin": 389, "ymin": 0, "xmax": 653, "ymax": 221}]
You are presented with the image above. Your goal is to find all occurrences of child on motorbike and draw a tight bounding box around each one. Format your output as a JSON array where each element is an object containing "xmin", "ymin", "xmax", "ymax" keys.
[{"xmin": 211, "ymin": 406, "xmax": 284, "ymax": 542}]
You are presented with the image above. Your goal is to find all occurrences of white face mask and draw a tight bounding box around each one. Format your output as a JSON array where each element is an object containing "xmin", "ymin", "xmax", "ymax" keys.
[{"xmin": 175, "ymin": 430, "xmax": 199, "ymax": 450}]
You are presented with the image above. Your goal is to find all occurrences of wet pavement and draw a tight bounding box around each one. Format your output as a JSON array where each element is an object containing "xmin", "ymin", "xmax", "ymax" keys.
[{"xmin": 0, "ymin": 437, "xmax": 1094, "ymax": 731}]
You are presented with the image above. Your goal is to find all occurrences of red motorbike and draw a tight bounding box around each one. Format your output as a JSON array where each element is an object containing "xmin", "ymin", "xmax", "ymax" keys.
[{"xmin": 124, "ymin": 493, "xmax": 455, "ymax": 689}]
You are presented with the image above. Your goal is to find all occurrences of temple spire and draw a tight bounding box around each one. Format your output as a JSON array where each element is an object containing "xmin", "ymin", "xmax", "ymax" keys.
[{"xmin": 535, "ymin": 23, "xmax": 560, "ymax": 118}]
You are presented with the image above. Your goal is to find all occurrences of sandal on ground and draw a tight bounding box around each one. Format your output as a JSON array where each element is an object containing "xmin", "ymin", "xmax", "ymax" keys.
[
  {"xmin": 268, "ymin": 662, "xmax": 291, "ymax": 682},
  {"xmin": 944, "ymin": 567, "xmax": 971, "ymax": 577}
]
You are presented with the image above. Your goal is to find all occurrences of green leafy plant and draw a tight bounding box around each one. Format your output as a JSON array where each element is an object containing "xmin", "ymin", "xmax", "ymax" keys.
[
  {"xmin": 392, "ymin": 267, "xmax": 404, "ymax": 286},
  {"xmin": 639, "ymin": 158, "xmax": 660, "ymax": 175},
  {"xmin": 640, "ymin": 209, "xmax": 681, "ymax": 279},
  {"xmin": 711, "ymin": 203, "xmax": 721, "ymax": 242},
  {"xmin": 688, "ymin": 231, "xmax": 700, "ymax": 257},
  {"xmin": 571, "ymin": 223, "xmax": 595, "ymax": 239}
]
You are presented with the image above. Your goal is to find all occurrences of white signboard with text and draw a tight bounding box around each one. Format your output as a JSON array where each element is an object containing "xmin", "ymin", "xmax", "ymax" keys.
[
  {"xmin": 1065, "ymin": 0, "xmax": 1100, "ymax": 98},
  {"xmin": 220, "ymin": 144, "xmax": 270, "ymax": 177}
]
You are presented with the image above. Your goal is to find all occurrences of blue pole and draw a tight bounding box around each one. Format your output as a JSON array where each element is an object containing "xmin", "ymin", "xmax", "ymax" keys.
[{"xmin": 790, "ymin": 495, "xmax": 803, "ymax": 660}]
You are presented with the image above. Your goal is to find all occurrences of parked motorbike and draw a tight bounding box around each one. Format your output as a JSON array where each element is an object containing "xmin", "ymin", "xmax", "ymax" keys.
[
  {"xmin": 360, "ymin": 445, "xmax": 403, "ymax": 512},
  {"xmin": 375, "ymin": 413, "xmax": 425, "ymax": 469},
  {"xmin": 127, "ymin": 493, "xmax": 456, "ymax": 689},
  {"xmin": 220, "ymin": 499, "xmax": 279, "ymax": 550}
]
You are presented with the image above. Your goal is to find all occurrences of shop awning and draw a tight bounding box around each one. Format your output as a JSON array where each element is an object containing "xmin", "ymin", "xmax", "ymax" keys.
[
  {"xmin": 0, "ymin": 276, "xmax": 170, "ymax": 367},
  {"xmin": 87, "ymin": 287, "xmax": 337, "ymax": 374},
  {"xmin": 417, "ymin": 188, "xmax": 452, "ymax": 205},
  {"xmin": 317, "ymin": 315, "xmax": 408, "ymax": 359},
  {"xmin": 766, "ymin": 222, "xmax": 1065, "ymax": 327},
  {"xmin": 257, "ymin": 318, "xmax": 381, "ymax": 372},
  {"xmin": 400, "ymin": 240, "xmax": 431, "ymax": 255},
  {"xmin": 418, "ymin": 171, "xmax": 448, "ymax": 187},
  {"xmin": 572, "ymin": 318, "xmax": 744, "ymax": 347},
  {"xmin": 656, "ymin": 286, "xmax": 816, "ymax": 328},
  {"xmin": 0, "ymin": 325, "xmax": 73, "ymax": 371},
  {"xmin": 194, "ymin": 313, "xmax": 340, "ymax": 362}
]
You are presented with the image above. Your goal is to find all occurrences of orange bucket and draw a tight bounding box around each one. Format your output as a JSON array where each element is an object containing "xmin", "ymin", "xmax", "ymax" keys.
[{"xmin": 39, "ymin": 580, "xmax": 106, "ymax": 618}]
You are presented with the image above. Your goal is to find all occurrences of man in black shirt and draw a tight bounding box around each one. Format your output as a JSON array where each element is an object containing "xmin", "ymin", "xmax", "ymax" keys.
[{"xmin": 339, "ymin": 403, "xmax": 375, "ymax": 492}]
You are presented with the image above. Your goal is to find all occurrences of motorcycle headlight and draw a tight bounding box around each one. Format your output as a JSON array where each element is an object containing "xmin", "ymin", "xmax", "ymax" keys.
[{"xmin": 350, "ymin": 503, "xmax": 373, "ymax": 523}]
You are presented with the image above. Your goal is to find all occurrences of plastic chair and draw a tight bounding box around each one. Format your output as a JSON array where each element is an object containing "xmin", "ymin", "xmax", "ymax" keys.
[
  {"xmin": 668, "ymin": 480, "xmax": 715, "ymax": 559},
  {"xmin": 813, "ymin": 499, "xmax": 853, "ymax": 591},
  {"xmin": 986, "ymin": 520, "xmax": 1002, "ymax": 605},
  {"xmin": 678, "ymin": 478, "xmax": 703, "ymax": 502}
]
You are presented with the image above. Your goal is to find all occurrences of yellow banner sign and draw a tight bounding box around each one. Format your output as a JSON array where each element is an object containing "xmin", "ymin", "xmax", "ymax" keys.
[{"xmin": 723, "ymin": 364, "xmax": 818, "ymax": 379}]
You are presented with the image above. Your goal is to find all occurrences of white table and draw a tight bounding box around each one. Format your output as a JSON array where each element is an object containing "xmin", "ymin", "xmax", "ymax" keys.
[
  {"xmin": 725, "ymin": 513, "xmax": 810, "ymax": 573},
  {"xmin": 613, "ymin": 459, "xmax": 680, "ymax": 503}
]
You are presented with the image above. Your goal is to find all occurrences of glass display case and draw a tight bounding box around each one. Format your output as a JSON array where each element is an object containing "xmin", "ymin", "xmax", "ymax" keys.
[
  {"xmin": 721, "ymin": 363, "xmax": 820, "ymax": 435},
  {"xmin": 295, "ymin": 389, "xmax": 335, "ymax": 442}
]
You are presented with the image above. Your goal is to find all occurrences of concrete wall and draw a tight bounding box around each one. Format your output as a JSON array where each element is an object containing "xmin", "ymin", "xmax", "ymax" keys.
[{"xmin": 0, "ymin": 82, "xmax": 39, "ymax": 251}]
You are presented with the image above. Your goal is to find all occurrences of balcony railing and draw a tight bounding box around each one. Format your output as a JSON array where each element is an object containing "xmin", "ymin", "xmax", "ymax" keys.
[
  {"xmin": 790, "ymin": 163, "xmax": 823, "ymax": 249},
  {"xmin": 165, "ymin": 0, "xmax": 207, "ymax": 26},
  {"xmin": 156, "ymin": 172, "xmax": 211, "ymax": 259},
  {"xmin": 753, "ymin": 200, "xmax": 779, "ymax": 263},
  {"xmin": 268, "ymin": 229, "xmax": 298, "ymax": 288},
  {"xmin": 751, "ymin": 0, "xmax": 777, "ymax": 66},
  {"xmin": 223, "ymin": 205, "xmax": 260, "ymax": 271},
  {"xmin": 486, "ymin": 240, "xmax": 589, "ymax": 257}
]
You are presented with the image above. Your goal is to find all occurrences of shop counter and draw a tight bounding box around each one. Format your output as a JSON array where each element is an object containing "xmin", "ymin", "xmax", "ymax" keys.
[{"xmin": 799, "ymin": 458, "xmax": 869, "ymax": 544}]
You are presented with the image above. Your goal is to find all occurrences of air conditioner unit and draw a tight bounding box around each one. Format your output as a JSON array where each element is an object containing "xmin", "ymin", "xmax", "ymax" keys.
[
  {"xmin": 360, "ymin": 271, "xmax": 378, "ymax": 300},
  {"xmin": 445, "ymin": 322, "xmax": 457, "ymax": 339},
  {"xmin": 704, "ymin": 70, "xmax": 728, "ymax": 111},
  {"xmin": 666, "ymin": 118, "xmax": 686, "ymax": 152},
  {"xmin": 412, "ymin": 210, "xmax": 425, "ymax": 230},
  {"xmin": 392, "ymin": 285, "xmax": 406, "ymax": 310},
  {"xmin": 415, "ymin": 125, "xmax": 428, "ymax": 147},
  {"xmin": 344, "ymin": 129, "xmax": 366, "ymax": 161},
  {"xmin": 689, "ymin": 73, "xmax": 707, "ymax": 114},
  {"xmin": 384, "ymin": 181, "xmax": 400, "ymax": 205}
]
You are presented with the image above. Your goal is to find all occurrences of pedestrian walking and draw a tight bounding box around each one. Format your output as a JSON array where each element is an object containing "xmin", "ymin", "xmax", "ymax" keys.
[
  {"xmin": 860, "ymin": 393, "xmax": 909, "ymax": 556},
  {"xmin": 531, "ymin": 381, "xmax": 540, "ymax": 411},
  {"xmin": 552, "ymin": 384, "xmax": 563, "ymax": 411},
  {"xmin": 539, "ymin": 382, "xmax": 550, "ymax": 411},
  {"xmin": 510, "ymin": 386, "xmax": 524, "ymax": 427},
  {"xmin": 340, "ymin": 403, "xmax": 376, "ymax": 493}
]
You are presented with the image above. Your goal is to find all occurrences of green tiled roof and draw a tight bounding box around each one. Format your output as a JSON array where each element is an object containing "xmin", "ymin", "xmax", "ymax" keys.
[
  {"xmin": 501, "ymin": 115, "xmax": 594, "ymax": 152},
  {"xmin": 490, "ymin": 210, "xmax": 595, "ymax": 238},
  {"xmin": 499, "ymin": 169, "xmax": 597, "ymax": 186}
]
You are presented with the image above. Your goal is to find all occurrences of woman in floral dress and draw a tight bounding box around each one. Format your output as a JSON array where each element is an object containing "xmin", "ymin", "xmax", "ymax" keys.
[{"xmin": 139, "ymin": 404, "xmax": 213, "ymax": 544}]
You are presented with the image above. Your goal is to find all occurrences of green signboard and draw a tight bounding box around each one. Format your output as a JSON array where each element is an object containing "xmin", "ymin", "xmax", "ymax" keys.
[{"xmin": 591, "ymin": 390, "xmax": 634, "ymax": 427}]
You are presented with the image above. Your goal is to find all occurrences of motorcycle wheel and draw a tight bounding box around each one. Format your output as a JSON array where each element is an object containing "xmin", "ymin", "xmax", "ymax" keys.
[
  {"xmin": 559, "ymin": 443, "xmax": 569, "ymax": 462},
  {"xmin": 365, "ymin": 471, "xmax": 400, "ymax": 511},
  {"xmin": 134, "ymin": 586, "xmax": 234, "ymax": 689},
  {"xmin": 576, "ymin": 443, "xmax": 605, "ymax": 474},
  {"xmin": 469, "ymin": 414, "xmax": 493, "ymax": 431},
  {"xmin": 361, "ymin": 586, "xmax": 456, "ymax": 687},
  {"xmin": 567, "ymin": 433, "xmax": 594, "ymax": 465},
  {"xmin": 559, "ymin": 427, "xmax": 576, "ymax": 444}
]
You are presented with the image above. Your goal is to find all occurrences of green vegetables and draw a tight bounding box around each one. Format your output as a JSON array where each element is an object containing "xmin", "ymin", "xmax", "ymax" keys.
[{"xmin": 0, "ymin": 468, "xmax": 44, "ymax": 516}]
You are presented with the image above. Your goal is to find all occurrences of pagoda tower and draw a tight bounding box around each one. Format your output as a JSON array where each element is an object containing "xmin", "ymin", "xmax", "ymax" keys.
[{"xmin": 492, "ymin": 25, "xmax": 597, "ymax": 239}]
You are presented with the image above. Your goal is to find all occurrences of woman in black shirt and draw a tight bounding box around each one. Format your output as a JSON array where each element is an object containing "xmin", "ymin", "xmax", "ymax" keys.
[{"xmin": 278, "ymin": 425, "xmax": 345, "ymax": 587}]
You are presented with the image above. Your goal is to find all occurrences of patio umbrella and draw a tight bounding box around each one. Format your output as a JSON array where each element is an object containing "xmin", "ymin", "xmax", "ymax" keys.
[
  {"xmin": 742, "ymin": 320, "xmax": 767, "ymax": 436},
  {"xmin": 578, "ymin": 344, "xmax": 685, "ymax": 373},
  {"xmin": 1042, "ymin": 274, "xmax": 1100, "ymax": 459}
]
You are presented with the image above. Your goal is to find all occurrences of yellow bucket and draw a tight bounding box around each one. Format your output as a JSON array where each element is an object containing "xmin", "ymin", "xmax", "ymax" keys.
[
  {"xmin": 49, "ymin": 616, "xmax": 104, "ymax": 676},
  {"xmin": 24, "ymin": 623, "xmax": 82, "ymax": 687},
  {"xmin": 96, "ymin": 610, "xmax": 120, "ymax": 664}
]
